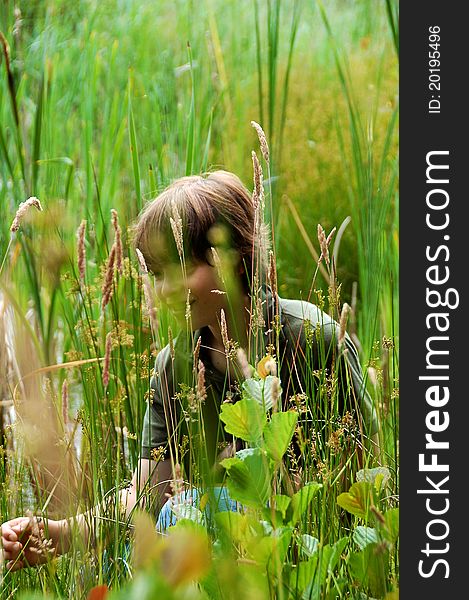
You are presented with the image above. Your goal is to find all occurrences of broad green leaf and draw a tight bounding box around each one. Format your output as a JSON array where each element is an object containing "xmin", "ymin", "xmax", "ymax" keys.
[
  {"xmin": 289, "ymin": 558, "xmax": 318, "ymax": 596},
  {"xmin": 325, "ymin": 537, "xmax": 348, "ymax": 574},
  {"xmin": 299, "ymin": 534, "xmax": 319, "ymax": 557},
  {"xmin": 221, "ymin": 448, "xmax": 271, "ymax": 509},
  {"xmin": 336, "ymin": 481, "xmax": 373, "ymax": 520},
  {"xmin": 272, "ymin": 494, "xmax": 292, "ymax": 519},
  {"xmin": 289, "ymin": 482, "xmax": 322, "ymax": 525},
  {"xmin": 302, "ymin": 538, "xmax": 348, "ymax": 600},
  {"xmin": 214, "ymin": 511, "xmax": 263, "ymax": 544},
  {"xmin": 383, "ymin": 507, "xmax": 399, "ymax": 544},
  {"xmin": 219, "ymin": 398, "xmax": 266, "ymax": 443},
  {"xmin": 242, "ymin": 375, "xmax": 282, "ymax": 411},
  {"xmin": 348, "ymin": 543, "xmax": 390, "ymax": 599},
  {"xmin": 263, "ymin": 410, "xmax": 298, "ymax": 462},
  {"xmin": 248, "ymin": 526, "xmax": 293, "ymax": 571},
  {"xmin": 353, "ymin": 526, "xmax": 379, "ymax": 549}
]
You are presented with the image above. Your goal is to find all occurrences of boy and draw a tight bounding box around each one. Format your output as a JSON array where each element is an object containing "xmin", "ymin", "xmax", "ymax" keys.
[{"xmin": 1, "ymin": 170, "xmax": 376, "ymax": 569}]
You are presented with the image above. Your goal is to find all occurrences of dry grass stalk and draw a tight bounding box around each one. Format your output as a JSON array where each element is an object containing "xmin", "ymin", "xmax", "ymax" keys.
[
  {"xmin": 268, "ymin": 250, "xmax": 277, "ymax": 297},
  {"xmin": 251, "ymin": 121, "xmax": 270, "ymax": 163},
  {"xmin": 102, "ymin": 332, "xmax": 112, "ymax": 388},
  {"xmin": 61, "ymin": 379, "xmax": 69, "ymax": 427},
  {"xmin": 143, "ymin": 276, "xmax": 158, "ymax": 337},
  {"xmin": 170, "ymin": 202, "xmax": 184, "ymax": 259},
  {"xmin": 76, "ymin": 220, "xmax": 87, "ymax": 287},
  {"xmin": 135, "ymin": 248, "xmax": 148, "ymax": 274},
  {"xmin": 10, "ymin": 197, "xmax": 43, "ymax": 233},
  {"xmin": 196, "ymin": 360, "xmax": 207, "ymax": 404},
  {"xmin": 317, "ymin": 224, "xmax": 336, "ymax": 267},
  {"xmin": 220, "ymin": 309, "xmax": 229, "ymax": 353},
  {"xmin": 251, "ymin": 150, "xmax": 263, "ymax": 209},
  {"xmin": 338, "ymin": 302, "xmax": 351, "ymax": 348},
  {"xmin": 193, "ymin": 336, "xmax": 202, "ymax": 372},
  {"xmin": 101, "ymin": 245, "xmax": 116, "ymax": 310},
  {"xmin": 270, "ymin": 376, "xmax": 281, "ymax": 412},
  {"xmin": 236, "ymin": 348, "xmax": 253, "ymax": 380},
  {"xmin": 111, "ymin": 209, "xmax": 123, "ymax": 275},
  {"xmin": 168, "ymin": 326, "xmax": 175, "ymax": 362}
]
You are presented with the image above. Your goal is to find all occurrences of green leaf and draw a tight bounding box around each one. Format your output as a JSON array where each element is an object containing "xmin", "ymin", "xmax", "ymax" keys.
[
  {"xmin": 221, "ymin": 448, "xmax": 271, "ymax": 509},
  {"xmin": 272, "ymin": 494, "xmax": 291, "ymax": 519},
  {"xmin": 299, "ymin": 534, "xmax": 319, "ymax": 558},
  {"xmin": 348, "ymin": 543, "xmax": 390, "ymax": 599},
  {"xmin": 289, "ymin": 482, "xmax": 322, "ymax": 525},
  {"xmin": 214, "ymin": 511, "xmax": 263, "ymax": 545},
  {"xmin": 302, "ymin": 538, "xmax": 348, "ymax": 600},
  {"xmin": 383, "ymin": 507, "xmax": 399, "ymax": 544},
  {"xmin": 263, "ymin": 410, "xmax": 298, "ymax": 462},
  {"xmin": 242, "ymin": 375, "xmax": 281, "ymax": 411},
  {"xmin": 336, "ymin": 481, "xmax": 373, "ymax": 520},
  {"xmin": 219, "ymin": 398, "xmax": 266, "ymax": 443},
  {"xmin": 248, "ymin": 527, "xmax": 293, "ymax": 571},
  {"xmin": 356, "ymin": 466, "xmax": 391, "ymax": 492},
  {"xmin": 289, "ymin": 558, "xmax": 318, "ymax": 596},
  {"xmin": 353, "ymin": 526, "xmax": 379, "ymax": 550}
]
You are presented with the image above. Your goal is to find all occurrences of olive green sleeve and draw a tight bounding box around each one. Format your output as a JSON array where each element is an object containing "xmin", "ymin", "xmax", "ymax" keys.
[{"xmin": 140, "ymin": 345, "xmax": 172, "ymax": 460}]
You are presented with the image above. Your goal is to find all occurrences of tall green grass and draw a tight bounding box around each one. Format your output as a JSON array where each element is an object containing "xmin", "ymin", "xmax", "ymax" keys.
[{"xmin": 0, "ymin": 1, "xmax": 398, "ymax": 598}]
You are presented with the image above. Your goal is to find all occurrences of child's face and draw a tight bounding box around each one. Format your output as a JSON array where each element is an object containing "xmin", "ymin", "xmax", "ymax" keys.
[{"xmin": 154, "ymin": 260, "xmax": 227, "ymax": 331}]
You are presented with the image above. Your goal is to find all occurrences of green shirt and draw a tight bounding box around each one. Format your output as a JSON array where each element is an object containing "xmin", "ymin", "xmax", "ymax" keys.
[{"xmin": 140, "ymin": 292, "xmax": 377, "ymax": 468}]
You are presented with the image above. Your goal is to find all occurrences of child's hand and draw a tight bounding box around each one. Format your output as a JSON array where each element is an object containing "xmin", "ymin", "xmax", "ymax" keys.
[{"xmin": 1, "ymin": 516, "xmax": 64, "ymax": 571}]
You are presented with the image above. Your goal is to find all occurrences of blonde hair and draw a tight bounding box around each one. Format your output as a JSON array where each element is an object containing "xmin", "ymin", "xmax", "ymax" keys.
[{"xmin": 132, "ymin": 170, "xmax": 269, "ymax": 291}]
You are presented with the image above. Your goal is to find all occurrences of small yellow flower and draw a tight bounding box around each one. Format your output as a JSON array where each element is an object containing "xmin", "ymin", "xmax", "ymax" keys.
[{"xmin": 257, "ymin": 354, "xmax": 276, "ymax": 379}]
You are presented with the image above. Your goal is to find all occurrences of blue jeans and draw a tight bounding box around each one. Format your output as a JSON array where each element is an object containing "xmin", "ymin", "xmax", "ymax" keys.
[{"xmin": 156, "ymin": 486, "xmax": 241, "ymax": 532}]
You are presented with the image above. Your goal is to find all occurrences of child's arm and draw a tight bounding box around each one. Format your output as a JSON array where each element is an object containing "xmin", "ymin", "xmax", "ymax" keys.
[{"xmin": 1, "ymin": 457, "xmax": 172, "ymax": 571}]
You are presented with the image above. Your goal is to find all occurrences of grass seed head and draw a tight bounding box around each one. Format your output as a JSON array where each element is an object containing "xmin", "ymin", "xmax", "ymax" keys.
[
  {"xmin": 101, "ymin": 245, "xmax": 116, "ymax": 310},
  {"xmin": 102, "ymin": 332, "xmax": 112, "ymax": 388},
  {"xmin": 111, "ymin": 209, "xmax": 124, "ymax": 275},
  {"xmin": 10, "ymin": 197, "xmax": 43, "ymax": 233},
  {"xmin": 251, "ymin": 121, "xmax": 270, "ymax": 163},
  {"xmin": 76, "ymin": 220, "xmax": 87, "ymax": 286},
  {"xmin": 338, "ymin": 302, "xmax": 351, "ymax": 348}
]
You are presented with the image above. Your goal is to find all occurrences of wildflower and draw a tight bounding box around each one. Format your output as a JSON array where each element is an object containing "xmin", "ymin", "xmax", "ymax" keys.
[
  {"xmin": 257, "ymin": 354, "xmax": 277, "ymax": 378},
  {"xmin": 251, "ymin": 120, "xmax": 270, "ymax": 163},
  {"xmin": 10, "ymin": 197, "xmax": 43, "ymax": 233}
]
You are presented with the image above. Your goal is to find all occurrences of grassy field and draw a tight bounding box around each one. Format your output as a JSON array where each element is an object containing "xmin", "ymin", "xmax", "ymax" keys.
[{"xmin": 0, "ymin": 0, "xmax": 398, "ymax": 598}]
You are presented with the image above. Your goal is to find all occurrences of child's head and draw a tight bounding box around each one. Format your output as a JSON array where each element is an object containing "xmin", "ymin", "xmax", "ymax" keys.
[{"xmin": 133, "ymin": 170, "xmax": 269, "ymax": 294}]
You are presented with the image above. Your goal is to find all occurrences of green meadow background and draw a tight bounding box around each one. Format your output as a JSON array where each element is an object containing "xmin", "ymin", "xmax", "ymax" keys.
[{"xmin": 0, "ymin": 0, "xmax": 399, "ymax": 598}]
